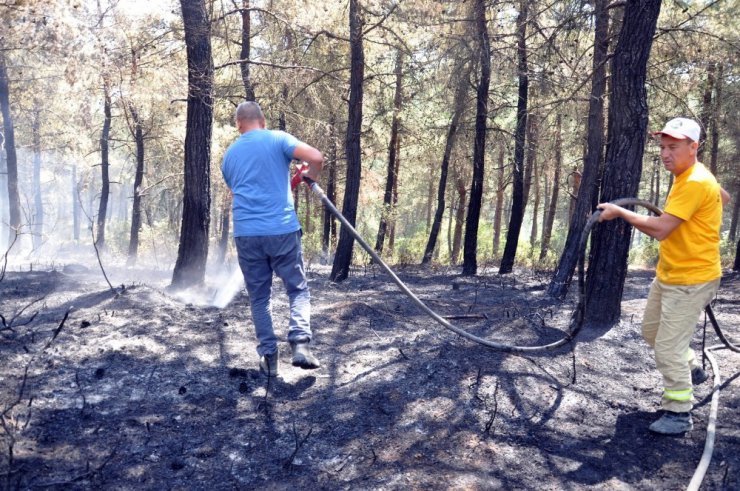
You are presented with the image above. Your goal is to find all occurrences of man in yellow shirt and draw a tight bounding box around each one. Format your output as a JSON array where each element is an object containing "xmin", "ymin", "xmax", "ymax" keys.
[{"xmin": 597, "ymin": 117, "xmax": 731, "ymax": 434}]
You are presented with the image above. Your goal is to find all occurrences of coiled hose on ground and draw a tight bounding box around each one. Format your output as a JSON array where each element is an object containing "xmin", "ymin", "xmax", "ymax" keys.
[{"xmin": 306, "ymin": 179, "xmax": 738, "ymax": 490}]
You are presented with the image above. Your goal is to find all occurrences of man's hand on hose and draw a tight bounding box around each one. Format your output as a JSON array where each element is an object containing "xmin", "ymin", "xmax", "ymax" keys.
[{"xmin": 596, "ymin": 202, "xmax": 622, "ymax": 222}]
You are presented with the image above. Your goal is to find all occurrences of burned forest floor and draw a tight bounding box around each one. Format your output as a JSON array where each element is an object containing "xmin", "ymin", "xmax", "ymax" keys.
[{"xmin": 1, "ymin": 260, "xmax": 739, "ymax": 490}]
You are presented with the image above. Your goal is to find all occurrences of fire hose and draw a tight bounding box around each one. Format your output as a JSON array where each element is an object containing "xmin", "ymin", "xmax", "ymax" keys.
[{"xmin": 297, "ymin": 174, "xmax": 738, "ymax": 489}]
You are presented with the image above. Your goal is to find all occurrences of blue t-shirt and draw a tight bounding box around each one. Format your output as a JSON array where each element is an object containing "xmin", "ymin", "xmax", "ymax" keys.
[{"xmin": 221, "ymin": 129, "xmax": 300, "ymax": 237}]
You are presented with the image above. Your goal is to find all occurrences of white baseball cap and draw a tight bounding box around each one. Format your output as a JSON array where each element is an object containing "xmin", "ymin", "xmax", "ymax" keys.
[{"xmin": 653, "ymin": 117, "xmax": 701, "ymax": 142}]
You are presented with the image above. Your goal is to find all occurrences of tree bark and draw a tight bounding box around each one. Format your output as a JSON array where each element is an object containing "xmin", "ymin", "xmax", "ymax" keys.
[
  {"xmin": 388, "ymin": 136, "xmax": 401, "ymax": 255},
  {"xmin": 584, "ymin": 0, "xmax": 662, "ymax": 325},
  {"xmin": 499, "ymin": 0, "xmax": 529, "ymax": 275},
  {"xmin": 239, "ymin": 0, "xmax": 256, "ymax": 101},
  {"xmin": 72, "ymin": 164, "xmax": 80, "ymax": 241},
  {"xmin": 375, "ymin": 50, "xmax": 403, "ymax": 256},
  {"xmin": 172, "ymin": 0, "xmax": 214, "ymax": 288},
  {"xmin": 492, "ymin": 146, "xmax": 506, "ymax": 258},
  {"xmin": 540, "ymin": 114, "xmax": 562, "ymax": 261},
  {"xmin": 709, "ymin": 63, "xmax": 722, "ymax": 175},
  {"xmin": 729, "ymin": 187, "xmax": 739, "ymax": 241},
  {"xmin": 330, "ymin": 0, "xmax": 363, "ymax": 282},
  {"xmin": 96, "ymin": 83, "xmax": 112, "ymax": 249},
  {"xmin": 547, "ymin": 0, "xmax": 609, "ymax": 298},
  {"xmin": 32, "ymin": 105, "xmax": 43, "ymax": 251},
  {"xmin": 734, "ymin": 238, "xmax": 739, "ymax": 272},
  {"xmin": 527, "ymin": 116, "xmax": 540, "ymax": 247},
  {"xmin": 0, "ymin": 52, "xmax": 21, "ymax": 246},
  {"xmin": 127, "ymin": 104, "xmax": 145, "ymax": 265},
  {"xmin": 422, "ymin": 64, "xmax": 469, "ymax": 265},
  {"xmin": 452, "ymin": 176, "xmax": 466, "ymax": 265},
  {"xmin": 462, "ymin": 0, "xmax": 491, "ymax": 276},
  {"xmin": 322, "ymin": 113, "xmax": 338, "ymax": 257},
  {"xmin": 697, "ymin": 62, "xmax": 715, "ymax": 163}
]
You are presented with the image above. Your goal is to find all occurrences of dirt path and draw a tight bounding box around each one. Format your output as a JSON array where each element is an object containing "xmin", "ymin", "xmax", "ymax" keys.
[{"xmin": 1, "ymin": 264, "xmax": 738, "ymax": 489}]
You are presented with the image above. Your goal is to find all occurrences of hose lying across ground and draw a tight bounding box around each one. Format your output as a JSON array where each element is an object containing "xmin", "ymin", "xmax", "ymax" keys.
[{"xmin": 305, "ymin": 178, "xmax": 738, "ymax": 489}]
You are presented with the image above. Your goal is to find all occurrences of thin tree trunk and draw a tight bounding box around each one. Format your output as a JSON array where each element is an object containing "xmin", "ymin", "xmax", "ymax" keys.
[
  {"xmin": 32, "ymin": 105, "xmax": 43, "ymax": 251},
  {"xmin": 0, "ymin": 52, "xmax": 21, "ymax": 246},
  {"xmin": 172, "ymin": 0, "xmax": 214, "ymax": 288},
  {"xmin": 375, "ymin": 50, "xmax": 403, "ymax": 255},
  {"xmin": 540, "ymin": 114, "xmax": 562, "ymax": 261},
  {"xmin": 547, "ymin": 0, "xmax": 609, "ymax": 298},
  {"xmin": 388, "ymin": 136, "xmax": 401, "ymax": 254},
  {"xmin": 322, "ymin": 113, "xmax": 337, "ymax": 257},
  {"xmin": 452, "ymin": 177, "xmax": 466, "ymax": 265},
  {"xmin": 72, "ymin": 164, "xmax": 80, "ymax": 241},
  {"xmin": 422, "ymin": 64, "xmax": 469, "ymax": 264},
  {"xmin": 239, "ymin": 0, "xmax": 256, "ymax": 101},
  {"xmin": 709, "ymin": 63, "xmax": 722, "ymax": 175},
  {"xmin": 492, "ymin": 147, "xmax": 505, "ymax": 258},
  {"xmin": 499, "ymin": 0, "xmax": 529, "ymax": 275},
  {"xmin": 462, "ymin": 0, "xmax": 491, "ymax": 276},
  {"xmin": 330, "ymin": 0, "xmax": 363, "ymax": 282},
  {"xmin": 96, "ymin": 83, "xmax": 112, "ymax": 249},
  {"xmin": 528, "ymin": 119, "xmax": 540, "ymax": 247},
  {"xmin": 697, "ymin": 62, "xmax": 715, "ymax": 162},
  {"xmin": 729, "ymin": 187, "xmax": 739, "ymax": 241},
  {"xmin": 127, "ymin": 104, "xmax": 145, "ymax": 265},
  {"xmin": 584, "ymin": 0, "xmax": 662, "ymax": 325},
  {"xmin": 734, "ymin": 238, "xmax": 739, "ymax": 272}
]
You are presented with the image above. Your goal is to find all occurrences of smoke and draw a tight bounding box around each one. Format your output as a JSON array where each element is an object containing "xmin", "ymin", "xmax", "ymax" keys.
[{"xmin": 211, "ymin": 266, "xmax": 244, "ymax": 308}]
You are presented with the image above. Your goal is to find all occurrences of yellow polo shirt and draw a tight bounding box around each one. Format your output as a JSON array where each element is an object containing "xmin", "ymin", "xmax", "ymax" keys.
[{"xmin": 657, "ymin": 162, "xmax": 722, "ymax": 285}]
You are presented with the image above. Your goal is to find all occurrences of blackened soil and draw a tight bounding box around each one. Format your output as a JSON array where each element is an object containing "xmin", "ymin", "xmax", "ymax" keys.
[{"xmin": 1, "ymin": 265, "xmax": 738, "ymax": 490}]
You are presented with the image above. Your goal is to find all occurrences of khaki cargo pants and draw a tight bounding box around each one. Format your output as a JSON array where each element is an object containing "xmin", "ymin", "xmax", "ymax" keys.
[{"xmin": 642, "ymin": 278, "xmax": 720, "ymax": 412}]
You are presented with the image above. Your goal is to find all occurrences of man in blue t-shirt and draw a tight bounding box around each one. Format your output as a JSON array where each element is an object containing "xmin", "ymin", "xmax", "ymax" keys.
[{"xmin": 222, "ymin": 101, "xmax": 323, "ymax": 377}]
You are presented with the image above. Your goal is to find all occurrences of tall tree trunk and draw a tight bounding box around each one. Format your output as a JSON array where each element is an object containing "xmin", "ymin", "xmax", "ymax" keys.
[
  {"xmin": 388, "ymin": 136, "xmax": 401, "ymax": 254},
  {"xmin": 734, "ymin": 239, "xmax": 739, "ymax": 272},
  {"xmin": 32, "ymin": 105, "xmax": 43, "ymax": 251},
  {"xmin": 462, "ymin": 0, "xmax": 491, "ymax": 276},
  {"xmin": 127, "ymin": 104, "xmax": 145, "ymax": 265},
  {"xmin": 584, "ymin": 0, "xmax": 661, "ymax": 325},
  {"xmin": 322, "ymin": 113, "xmax": 337, "ymax": 257},
  {"xmin": 499, "ymin": 0, "xmax": 529, "ymax": 275},
  {"xmin": 540, "ymin": 114, "xmax": 562, "ymax": 261},
  {"xmin": 0, "ymin": 52, "xmax": 21, "ymax": 246},
  {"xmin": 239, "ymin": 0, "xmax": 256, "ymax": 101},
  {"xmin": 330, "ymin": 0, "xmax": 363, "ymax": 282},
  {"xmin": 729, "ymin": 187, "xmax": 739, "ymax": 241},
  {"xmin": 375, "ymin": 50, "xmax": 403, "ymax": 255},
  {"xmin": 96, "ymin": 83, "xmax": 112, "ymax": 249},
  {"xmin": 422, "ymin": 65, "xmax": 469, "ymax": 264},
  {"xmin": 527, "ymin": 117, "xmax": 540, "ymax": 247},
  {"xmin": 172, "ymin": 0, "xmax": 214, "ymax": 288},
  {"xmin": 547, "ymin": 0, "xmax": 609, "ymax": 298},
  {"xmin": 697, "ymin": 62, "xmax": 715, "ymax": 162},
  {"xmin": 492, "ymin": 146, "xmax": 505, "ymax": 258},
  {"xmin": 452, "ymin": 176, "xmax": 466, "ymax": 265},
  {"xmin": 709, "ymin": 63, "xmax": 722, "ymax": 175},
  {"xmin": 72, "ymin": 164, "xmax": 80, "ymax": 241}
]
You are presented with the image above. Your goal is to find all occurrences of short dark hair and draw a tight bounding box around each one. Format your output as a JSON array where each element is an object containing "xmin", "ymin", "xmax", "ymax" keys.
[{"xmin": 236, "ymin": 101, "xmax": 264, "ymax": 122}]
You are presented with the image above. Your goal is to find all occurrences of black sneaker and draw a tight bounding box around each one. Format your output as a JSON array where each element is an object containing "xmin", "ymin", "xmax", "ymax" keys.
[
  {"xmin": 691, "ymin": 366, "xmax": 709, "ymax": 385},
  {"xmin": 290, "ymin": 341, "xmax": 320, "ymax": 369},
  {"xmin": 259, "ymin": 351, "xmax": 279, "ymax": 377}
]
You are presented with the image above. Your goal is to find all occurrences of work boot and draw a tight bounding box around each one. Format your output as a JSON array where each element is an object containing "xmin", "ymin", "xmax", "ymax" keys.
[
  {"xmin": 649, "ymin": 411, "xmax": 693, "ymax": 435},
  {"xmin": 259, "ymin": 351, "xmax": 279, "ymax": 377},
  {"xmin": 290, "ymin": 341, "xmax": 320, "ymax": 369},
  {"xmin": 691, "ymin": 366, "xmax": 709, "ymax": 385}
]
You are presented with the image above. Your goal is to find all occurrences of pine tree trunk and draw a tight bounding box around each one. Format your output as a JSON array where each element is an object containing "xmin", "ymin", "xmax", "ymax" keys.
[
  {"xmin": 492, "ymin": 147, "xmax": 505, "ymax": 258},
  {"xmin": 528, "ymin": 119, "xmax": 540, "ymax": 247},
  {"xmin": 452, "ymin": 177, "xmax": 466, "ymax": 265},
  {"xmin": 729, "ymin": 187, "xmax": 739, "ymax": 241},
  {"xmin": 540, "ymin": 114, "xmax": 562, "ymax": 261},
  {"xmin": 734, "ymin": 238, "xmax": 739, "ymax": 272},
  {"xmin": 239, "ymin": 0, "xmax": 256, "ymax": 101},
  {"xmin": 172, "ymin": 0, "xmax": 214, "ymax": 288},
  {"xmin": 0, "ymin": 52, "xmax": 20, "ymax": 247},
  {"xmin": 96, "ymin": 84, "xmax": 112, "ymax": 249},
  {"xmin": 375, "ymin": 50, "xmax": 403, "ymax": 255},
  {"xmin": 330, "ymin": 0, "xmax": 363, "ymax": 282},
  {"xmin": 72, "ymin": 164, "xmax": 80, "ymax": 241},
  {"xmin": 322, "ymin": 113, "xmax": 338, "ymax": 257},
  {"xmin": 499, "ymin": 0, "xmax": 529, "ymax": 275},
  {"xmin": 127, "ymin": 104, "xmax": 145, "ymax": 265},
  {"xmin": 462, "ymin": 0, "xmax": 491, "ymax": 276},
  {"xmin": 422, "ymin": 65, "xmax": 469, "ymax": 264},
  {"xmin": 32, "ymin": 106, "xmax": 43, "ymax": 251},
  {"xmin": 547, "ymin": 0, "xmax": 609, "ymax": 298},
  {"xmin": 697, "ymin": 62, "xmax": 715, "ymax": 163},
  {"xmin": 388, "ymin": 136, "xmax": 401, "ymax": 255},
  {"xmin": 584, "ymin": 0, "xmax": 662, "ymax": 325},
  {"xmin": 709, "ymin": 63, "xmax": 722, "ymax": 175}
]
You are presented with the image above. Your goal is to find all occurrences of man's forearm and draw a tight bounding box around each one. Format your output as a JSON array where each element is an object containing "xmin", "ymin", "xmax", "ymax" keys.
[{"xmin": 613, "ymin": 208, "xmax": 665, "ymax": 240}]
